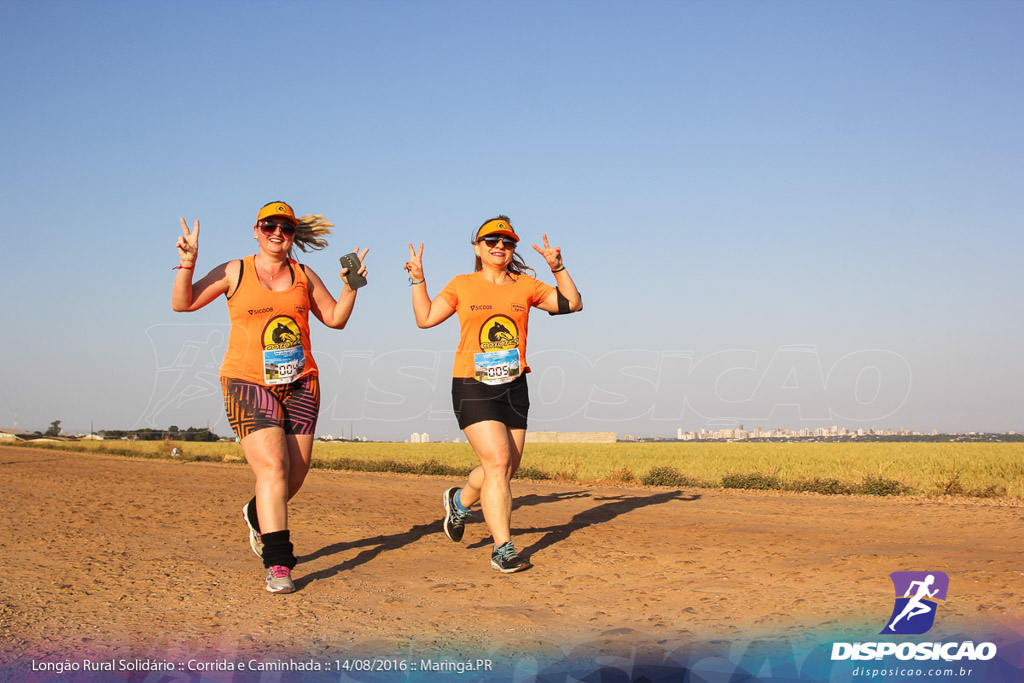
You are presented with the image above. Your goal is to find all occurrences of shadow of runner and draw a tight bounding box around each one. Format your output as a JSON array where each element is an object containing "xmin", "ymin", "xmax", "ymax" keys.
[
  {"xmin": 294, "ymin": 490, "xmax": 614, "ymax": 589},
  {"xmin": 512, "ymin": 490, "xmax": 592, "ymax": 510},
  {"xmin": 294, "ymin": 521, "xmax": 439, "ymax": 588},
  {"xmin": 468, "ymin": 490, "xmax": 699, "ymax": 556}
]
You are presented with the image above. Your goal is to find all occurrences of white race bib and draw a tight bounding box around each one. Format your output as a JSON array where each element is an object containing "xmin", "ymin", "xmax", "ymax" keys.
[
  {"xmin": 264, "ymin": 345, "xmax": 305, "ymax": 385},
  {"xmin": 473, "ymin": 348, "xmax": 521, "ymax": 385}
]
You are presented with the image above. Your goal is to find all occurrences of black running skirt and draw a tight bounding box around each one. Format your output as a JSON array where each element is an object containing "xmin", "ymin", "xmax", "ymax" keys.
[{"xmin": 451, "ymin": 375, "xmax": 529, "ymax": 430}]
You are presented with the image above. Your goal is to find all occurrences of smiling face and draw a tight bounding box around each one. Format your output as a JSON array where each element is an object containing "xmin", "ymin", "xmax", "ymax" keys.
[
  {"xmin": 474, "ymin": 235, "xmax": 517, "ymax": 270},
  {"xmin": 254, "ymin": 217, "xmax": 297, "ymax": 256}
]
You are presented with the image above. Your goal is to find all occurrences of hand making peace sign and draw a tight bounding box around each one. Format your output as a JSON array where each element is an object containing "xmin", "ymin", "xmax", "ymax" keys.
[
  {"xmin": 340, "ymin": 247, "xmax": 371, "ymax": 287},
  {"xmin": 531, "ymin": 233, "xmax": 563, "ymax": 271},
  {"xmin": 405, "ymin": 242, "xmax": 425, "ymax": 281},
  {"xmin": 176, "ymin": 217, "xmax": 200, "ymax": 266}
]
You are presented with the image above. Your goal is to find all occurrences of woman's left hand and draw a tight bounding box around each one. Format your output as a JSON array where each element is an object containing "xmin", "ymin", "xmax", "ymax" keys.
[
  {"xmin": 531, "ymin": 234, "xmax": 563, "ymax": 271},
  {"xmin": 340, "ymin": 246, "xmax": 370, "ymax": 286}
]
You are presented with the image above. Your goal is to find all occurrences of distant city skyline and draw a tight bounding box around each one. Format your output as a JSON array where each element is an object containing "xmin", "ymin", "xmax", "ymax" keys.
[
  {"xmin": 672, "ymin": 426, "xmax": 1018, "ymax": 441},
  {"xmin": 5, "ymin": 421, "xmax": 1016, "ymax": 444}
]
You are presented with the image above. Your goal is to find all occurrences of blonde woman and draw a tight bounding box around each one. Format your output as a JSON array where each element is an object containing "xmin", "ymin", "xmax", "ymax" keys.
[{"xmin": 172, "ymin": 201, "xmax": 368, "ymax": 593}]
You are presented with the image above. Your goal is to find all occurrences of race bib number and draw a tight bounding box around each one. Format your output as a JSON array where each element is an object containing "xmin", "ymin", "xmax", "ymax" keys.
[
  {"xmin": 264, "ymin": 345, "xmax": 305, "ymax": 385},
  {"xmin": 474, "ymin": 349, "xmax": 520, "ymax": 385}
]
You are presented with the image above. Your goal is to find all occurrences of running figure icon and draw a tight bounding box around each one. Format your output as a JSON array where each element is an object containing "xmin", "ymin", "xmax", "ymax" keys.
[{"xmin": 888, "ymin": 574, "xmax": 938, "ymax": 630}]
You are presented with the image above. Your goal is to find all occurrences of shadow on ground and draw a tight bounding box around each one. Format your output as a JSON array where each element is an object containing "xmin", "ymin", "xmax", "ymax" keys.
[
  {"xmin": 297, "ymin": 488, "xmax": 697, "ymax": 587},
  {"xmin": 470, "ymin": 489, "xmax": 699, "ymax": 556}
]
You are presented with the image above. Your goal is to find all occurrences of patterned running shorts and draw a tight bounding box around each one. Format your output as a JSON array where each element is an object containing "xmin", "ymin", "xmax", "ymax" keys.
[{"xmin": 220, "ymin": 375, "xmax": 320, "ymax": 440}]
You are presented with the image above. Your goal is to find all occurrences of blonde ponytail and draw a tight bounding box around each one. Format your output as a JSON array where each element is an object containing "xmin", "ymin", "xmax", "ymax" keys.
[{"xmin": 290, "ymin": 214, "xmax": 333, "ymax": 257}]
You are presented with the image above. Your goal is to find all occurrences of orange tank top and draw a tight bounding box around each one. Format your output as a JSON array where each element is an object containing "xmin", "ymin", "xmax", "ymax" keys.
[{"xmin": 220, "ymin": 255, "xmax": 319, "ymax": 385}]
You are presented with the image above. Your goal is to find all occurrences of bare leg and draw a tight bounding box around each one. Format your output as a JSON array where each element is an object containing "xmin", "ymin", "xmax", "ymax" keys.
[
  {"xmin": 461, "ymin": 422, "xmax": 526, "ymax": 545},
  {"xmin": 241, "ymin": 427, "xmax": 291, "ymax": 533},
  {"xmin": 285, "ymin": 433, "xmax": 314, "ymax": 499}
]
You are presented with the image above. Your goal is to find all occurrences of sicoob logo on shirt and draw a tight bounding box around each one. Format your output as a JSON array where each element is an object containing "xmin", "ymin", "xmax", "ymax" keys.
[
  {"xmin": 479, "ymin": 315, "xmax": 519, "ymax": 352},
  {"xmin": 263, "ymin": 316, "xmax": 302, "ymax": 350}
]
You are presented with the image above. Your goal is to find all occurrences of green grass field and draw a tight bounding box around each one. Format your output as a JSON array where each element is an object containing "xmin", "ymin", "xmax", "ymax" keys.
[{"xmin": 15, "ymin": 439, "xmax": 1024, "ymax": 498}]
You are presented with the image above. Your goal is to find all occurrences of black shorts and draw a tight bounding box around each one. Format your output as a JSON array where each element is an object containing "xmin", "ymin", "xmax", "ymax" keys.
[{"xmin": 451, "ymin": 375, "xmax": 529, "ymax": 430}]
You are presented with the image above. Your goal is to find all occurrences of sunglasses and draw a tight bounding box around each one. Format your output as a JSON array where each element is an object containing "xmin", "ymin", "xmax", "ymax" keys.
[
  {"xmin": 258, "ymin": 220, "xmax": 296, "ymax": 237},
  {"xmin": 478, "ymin": 236, "xmax": 517, "ymax": 249}
]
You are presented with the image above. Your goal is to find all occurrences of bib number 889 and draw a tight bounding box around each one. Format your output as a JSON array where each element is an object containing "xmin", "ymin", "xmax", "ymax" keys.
[{"xmin": 487, "ymin": 365, "xmax": 510, "ymax": 379}]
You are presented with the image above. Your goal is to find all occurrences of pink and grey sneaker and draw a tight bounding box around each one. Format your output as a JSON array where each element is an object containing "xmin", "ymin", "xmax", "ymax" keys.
[{"xmin": 265, "ymin": 565, "xmax": 295, "ymax": 594}]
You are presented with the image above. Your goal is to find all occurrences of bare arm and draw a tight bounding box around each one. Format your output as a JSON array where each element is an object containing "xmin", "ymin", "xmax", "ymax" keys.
[
  {"xmin": 306, "ymin": 247, "xmax": 369, "ymax": 329},
  {"xmin": 405, "ymin": 242, "xmax": 456, "ymax": 328},
  {"xmin": 172, "ymin": 262, "xmax": 234, "ymax": 311},
  {"xmin": 531, "ymin": 233, "xmax": 583, "ymax": 314},
  {"xmin": 171, "ymin": 217, "xmax": 233, "ymax": 311}
]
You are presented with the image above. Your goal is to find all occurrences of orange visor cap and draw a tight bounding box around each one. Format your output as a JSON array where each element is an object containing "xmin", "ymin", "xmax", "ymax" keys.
[
  {"xmin": 476, "ymin": 219, "xmax": 519, "ymax": 243},
  {"xmin": 256, "ymin": 201, "xmax": 298, "ymax": 224}
]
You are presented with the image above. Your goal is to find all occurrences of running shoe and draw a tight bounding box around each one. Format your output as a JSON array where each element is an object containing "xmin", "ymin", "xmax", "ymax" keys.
[
  {"xmin": 442, "ymin": 486, "xmax": 469, "ymax": 542},
  {"xmin": 242, "ymin": 503, "xmax": 263, "ymax": 558},
  {"xmin": 265, "ymin": 565, "xmax": 295, "ymax": 594},
  {"xmin": 491, "ymin": 541, "xmax": 530, "ymax": 573}
]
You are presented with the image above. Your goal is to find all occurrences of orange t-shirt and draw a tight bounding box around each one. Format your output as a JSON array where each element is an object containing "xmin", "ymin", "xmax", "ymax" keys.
[
  {"xmin": 219, "ymin": 255, "xmax": 319, "ymax": 385},
  {"xmin": 438, "ymin": 272, "xmax": 555, "ymax": 380}
]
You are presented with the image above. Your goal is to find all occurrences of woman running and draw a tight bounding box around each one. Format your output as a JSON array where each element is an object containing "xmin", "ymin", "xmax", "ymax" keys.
[
  {"xmin": 172, "ymin": 201, "xmax": 368, "ymax": 594},
  {"xmin": 405, "ymin": 216, "xmax": 581, "ymax": 572}
]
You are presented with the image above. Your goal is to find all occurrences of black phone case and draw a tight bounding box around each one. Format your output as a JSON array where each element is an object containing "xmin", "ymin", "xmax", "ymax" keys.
[{"xmin": 339, "ymin": 253, "xmax": 367, "ymax": 289}]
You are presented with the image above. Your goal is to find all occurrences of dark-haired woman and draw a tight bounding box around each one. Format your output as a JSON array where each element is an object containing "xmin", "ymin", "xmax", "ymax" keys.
[
  {"xmin": 404, "ymin": 216, "xmax": 581, "ymax": 572},
  {"xmin": 172, "ymin": 201, "xmax": 368, "ymax": 594}
]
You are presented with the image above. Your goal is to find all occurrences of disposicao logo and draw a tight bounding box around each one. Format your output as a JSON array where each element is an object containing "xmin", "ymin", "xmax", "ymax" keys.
[
  {"xmin": 881, "ymin": 571, "xmax": 949, "ymax": 635},
  {"xmin": 830, "ymin": 570, "xmax": 997, "ymax": 663}
]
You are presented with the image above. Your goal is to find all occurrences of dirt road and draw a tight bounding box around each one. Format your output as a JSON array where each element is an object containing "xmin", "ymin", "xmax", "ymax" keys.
[{"xmin": 2, "ymin": 445, "xmax": 1022, "ymax": 680}]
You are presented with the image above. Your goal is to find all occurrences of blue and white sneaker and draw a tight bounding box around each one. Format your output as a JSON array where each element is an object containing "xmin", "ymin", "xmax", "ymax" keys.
[
  {"xmin": 491, "ymin": 541, "xmax": 530, "ymax": 573},
  {"xmin": 442, "ymin": 487, "xmax": 469, "ymax": 542}
]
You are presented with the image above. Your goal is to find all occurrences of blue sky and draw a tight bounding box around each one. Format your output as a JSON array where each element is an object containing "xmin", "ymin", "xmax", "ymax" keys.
[{"xmin": 1, "ymin": 0, "xmax": 1021, "ymax": 439}]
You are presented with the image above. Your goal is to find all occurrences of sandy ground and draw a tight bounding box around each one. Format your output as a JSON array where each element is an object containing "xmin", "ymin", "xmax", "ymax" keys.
[{"xmin": 2, "ymin": 444, "xmax": 1023, "ymax": 679}]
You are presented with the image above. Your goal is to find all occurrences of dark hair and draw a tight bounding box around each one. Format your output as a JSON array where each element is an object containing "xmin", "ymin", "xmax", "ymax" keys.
[{"xmin": 472, "ymin": 215, "xmax": 534, "ymax": 276}]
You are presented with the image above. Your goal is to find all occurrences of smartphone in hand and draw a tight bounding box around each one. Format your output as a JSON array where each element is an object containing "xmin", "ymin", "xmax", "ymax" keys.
[{"xmin": 339, "ymin": 253, "xmax": 367, "ymax": 289}]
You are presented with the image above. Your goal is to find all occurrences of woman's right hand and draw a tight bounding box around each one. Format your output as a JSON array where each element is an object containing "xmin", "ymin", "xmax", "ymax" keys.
[
  {"xmin": 405, "ymin": 242, "xmax": 424, "ymax": 281},
  {"xmin": 176, "ymin": 217, "xmax": 199, "ymax": 266}
]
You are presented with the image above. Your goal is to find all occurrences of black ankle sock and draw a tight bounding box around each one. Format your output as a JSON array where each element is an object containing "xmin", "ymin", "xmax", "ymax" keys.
[
  {"xmin": 261, "ymin": 530, "xmax": 295, "ymax": 569},
  {"xmin": 246, "ymin": 497, "xmax": 261, "ymax": 533}
]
